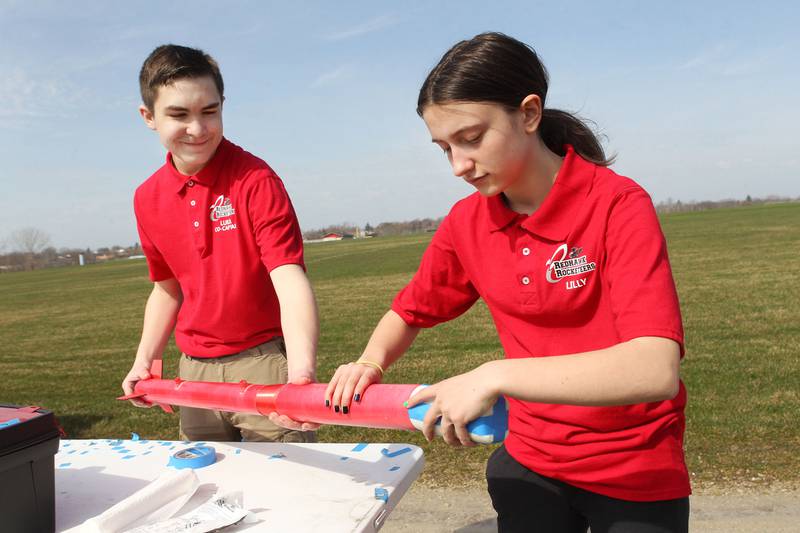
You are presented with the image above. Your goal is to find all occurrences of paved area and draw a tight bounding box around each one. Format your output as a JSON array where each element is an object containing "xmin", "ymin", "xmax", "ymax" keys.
[{"xmin": 383, "ymin": 485, "xmax": 800, "ymax": 532}]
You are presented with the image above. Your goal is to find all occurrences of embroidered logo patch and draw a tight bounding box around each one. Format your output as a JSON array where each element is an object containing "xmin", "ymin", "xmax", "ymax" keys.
[
  {"xmin": 210, "ymin": 195, "xmax": 235, "ymax": 221},
  {"xmin": 209, "ymin": 195, "xmax": 237, "ymax": 233},
  {"xmin": 545, "ymin": 243, "xmax": 596, "ymax": 284}
]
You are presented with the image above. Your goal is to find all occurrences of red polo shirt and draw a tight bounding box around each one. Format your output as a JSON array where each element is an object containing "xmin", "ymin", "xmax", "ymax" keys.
[
  {"xmin": 134, "ymin": 138, "xmax": 304, "ymax": 357},
  {"xmin": 392, "ymin": 146, "xmax": 689, "ymax": 501}
]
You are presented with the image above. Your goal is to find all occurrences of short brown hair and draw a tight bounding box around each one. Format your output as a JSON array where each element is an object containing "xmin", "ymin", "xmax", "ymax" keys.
[{"xmin": 139, "ymin": 44, "xmax": 224, "ymax": 111}]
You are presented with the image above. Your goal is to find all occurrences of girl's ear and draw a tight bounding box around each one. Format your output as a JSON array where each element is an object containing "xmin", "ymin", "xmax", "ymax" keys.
[{"xmin": 519, "ymin": 94, "xmax": 543, "ymax": 134}]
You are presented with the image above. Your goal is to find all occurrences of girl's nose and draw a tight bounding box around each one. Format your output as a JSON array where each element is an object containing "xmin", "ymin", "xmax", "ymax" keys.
[{"xmin": 451, "ymin": 148, "xmax": 475, "ymax": 177}]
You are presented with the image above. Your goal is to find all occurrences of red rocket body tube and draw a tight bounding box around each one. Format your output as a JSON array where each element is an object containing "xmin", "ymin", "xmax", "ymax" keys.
[
  {"xmin": 129, "ymin": 378, "xmax": 418, "ymax": 430},
  {"xmin": 123, "ymin": 378, "xmax": 507, "ymax": 443}
]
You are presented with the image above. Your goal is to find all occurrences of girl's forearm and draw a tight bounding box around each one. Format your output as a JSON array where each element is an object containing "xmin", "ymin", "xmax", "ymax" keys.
[
  {"xmin": 359, "ymin": 310, "xmax": 420, "ymax": 370},
  {"xmin": 484, "ymin": 337, "xmax": 681, "ymax": 406}
]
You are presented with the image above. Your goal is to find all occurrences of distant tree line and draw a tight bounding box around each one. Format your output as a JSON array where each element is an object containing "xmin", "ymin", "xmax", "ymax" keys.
[
  {"xmin": 4, "ymin": 196, "xmax": 798, "ymax": 272},
  {"xmin": 302, "ymin": 223, "xmax": 361, "ymax": 240},
  {"xmin": 0, "ymin": 227, "xmax": 143, "ymax": 273},
  {"xmin": 305, "ymin": 195, "xmax": 800, "ymax": 241},
  {"xmin": 654, "ymin": 195, "xmax": 798, "ymax": 214},
  {"xmin": 302, "ymin": 217, "xmax": 443, "ymax": 240}
]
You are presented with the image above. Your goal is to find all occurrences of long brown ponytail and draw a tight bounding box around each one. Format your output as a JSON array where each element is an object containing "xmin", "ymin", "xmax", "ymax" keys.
[{"xmin": 417, "ymin": 32, "xmax": 614, "ymax": 166}]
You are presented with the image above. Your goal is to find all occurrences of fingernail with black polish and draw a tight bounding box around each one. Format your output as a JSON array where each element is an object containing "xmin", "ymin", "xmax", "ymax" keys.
[
  {"xmin": 342, "ymin": 406, "xmax": 349, "ymax": 415},
  {"xmin": 354, "ymin": 394, "xmax": 361, "ymax": 402},
  {"xmin": 325, "ymin": 399, "xmax": 330, "ymax": 407},
  {"xmin": 334, "ymin": 405, "xmax": 339, "ymax": 413}
]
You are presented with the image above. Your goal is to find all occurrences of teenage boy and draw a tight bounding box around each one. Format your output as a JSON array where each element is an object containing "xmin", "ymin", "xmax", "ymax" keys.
[{"xmin": 122, "ymin": 44, "xmax": 319, "ymax": 442}]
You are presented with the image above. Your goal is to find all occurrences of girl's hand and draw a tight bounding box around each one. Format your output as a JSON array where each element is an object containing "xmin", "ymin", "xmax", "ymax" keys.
[
  {"xmin": 324, "ymin": 361, "xmax": 383, "ymax": 414},
  {"xmin": 406, "ymin": 363, "xmax": 499, "ymax": 447}
]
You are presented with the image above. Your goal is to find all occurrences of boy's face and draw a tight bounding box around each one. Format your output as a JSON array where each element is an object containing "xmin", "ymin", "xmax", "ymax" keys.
[{"xmin": 139, "ymin": 75, "xmax": 223, "ymax": 176}]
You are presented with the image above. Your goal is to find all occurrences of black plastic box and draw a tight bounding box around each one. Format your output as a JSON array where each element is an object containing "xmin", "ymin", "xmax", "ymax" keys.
[{"xmin": 0, "ymin": 404, "xmax": 61, "ymax": 533}]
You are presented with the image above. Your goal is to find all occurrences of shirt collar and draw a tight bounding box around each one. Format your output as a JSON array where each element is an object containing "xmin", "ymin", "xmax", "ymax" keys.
[
  {"xmin": 167, "ymin": 137, "xmax": 233, "ymax": 193},
  {"xmin": 485, "ymin": 145, "xmax": 595, "ymax": 241}
]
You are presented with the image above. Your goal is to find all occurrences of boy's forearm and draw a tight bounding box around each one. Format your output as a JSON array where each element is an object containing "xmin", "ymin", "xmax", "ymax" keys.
[
  {"xmin": 135, "ymin": 279, "xmax": 182, "ymax": 365},
  {"xmin": 281, "ymin": 297, "xmax": 319, "ymax": 380},
  {"xmin": 282, "ymin": 317, "xmax": 318, "ymax": 381},
  {"xmin": 270, "ymin": 264, "xmax": 319, "ymax": 381}
]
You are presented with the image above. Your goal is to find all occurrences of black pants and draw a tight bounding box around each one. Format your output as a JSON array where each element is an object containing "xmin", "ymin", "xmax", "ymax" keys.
[{"xmin": 486, "ymin": 446, "xmax": 689, "ymax": 533}]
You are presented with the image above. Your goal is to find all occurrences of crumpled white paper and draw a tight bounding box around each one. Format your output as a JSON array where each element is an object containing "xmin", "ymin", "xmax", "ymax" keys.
[
  {"xmin": 124, "ymin": 491, "xmax": 251, "ymax": 533},
  {"xmin": 76, "ymin": 469, "xmax": 199, "ymax": 533}
]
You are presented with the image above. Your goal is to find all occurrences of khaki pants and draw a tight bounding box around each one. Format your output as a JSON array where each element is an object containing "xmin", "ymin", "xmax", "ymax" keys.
[{"xmin": 178, "ymin": 338, "xmax": 316, "ymax": 443}]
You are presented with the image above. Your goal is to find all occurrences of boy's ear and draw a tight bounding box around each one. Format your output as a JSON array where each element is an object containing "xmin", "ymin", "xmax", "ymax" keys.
[
  {"xmin": 139, "ymin": 104, "xmax": 156, "ymax": 130},
  {"xmin": 519, "ymin": 94, "xmax": 543, "ymax": 134}
]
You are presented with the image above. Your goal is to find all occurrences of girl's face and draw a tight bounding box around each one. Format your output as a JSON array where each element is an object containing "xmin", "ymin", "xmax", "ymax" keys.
[{"xmin": 422, "ymin": 100, "xmax": 538, "ymax": 197}]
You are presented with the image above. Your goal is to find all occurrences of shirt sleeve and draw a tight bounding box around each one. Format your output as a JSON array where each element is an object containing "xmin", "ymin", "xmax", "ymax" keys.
[
  {"xmin": 604, "ymin": 187, "xmax": 685, "ymax": 354},
  {"xmin": 392, "ymin": 215, "xmax": 480, "ymax": 328},
  {"xmin": 134, "ymin": 192, "xmax": 175, "ymax": 282},
  {"xmin": 245, "ymin": 170, "xmax": 305, "ymax": 272}
]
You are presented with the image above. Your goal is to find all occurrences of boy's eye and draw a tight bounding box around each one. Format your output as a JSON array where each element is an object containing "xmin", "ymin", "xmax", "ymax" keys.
[
  {"xmin": 465, "ymin": 134, "xmax": 482, "ymax": 144},
  {"xmin": 168, "ymin": 113, "xmax": 186, "ymax": 119}
]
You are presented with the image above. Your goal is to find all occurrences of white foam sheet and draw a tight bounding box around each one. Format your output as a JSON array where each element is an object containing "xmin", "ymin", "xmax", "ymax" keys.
[{"xmin": 55, "ymin": 440, "xmax": 424, "ymax": 532}]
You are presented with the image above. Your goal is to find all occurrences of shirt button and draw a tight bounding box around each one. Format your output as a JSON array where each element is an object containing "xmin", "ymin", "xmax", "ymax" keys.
[
  {"xmin": 522, "ymin": 247, "xmax": 531, "ymax": 256},
  {"xmin": 187, "ymin": 180, "xmax": 195, "ymax": 187},
  {"xmin": 193, "ymin": 221, "xmax": 199, "ymax": 228},
  {"xmin": 190, "ymin": 200, "xmax": 196, "ymax": 207},
  {"xmin": 521, "ymin": 276, "xmax": 530, "ymax": 285}
]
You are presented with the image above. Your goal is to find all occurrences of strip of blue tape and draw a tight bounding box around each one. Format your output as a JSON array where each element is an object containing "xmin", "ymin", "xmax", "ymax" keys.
[
  {"xmin": 0, "ymin": 418, "xmax": 21, "ymax": 429},
  {"xmin": 381, "ymin": 447, "xmax": 412, "ymax": 458}
]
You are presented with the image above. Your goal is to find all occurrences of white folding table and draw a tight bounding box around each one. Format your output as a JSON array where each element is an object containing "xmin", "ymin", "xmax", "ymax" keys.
[{"xmin": 55, "ymin": 439, "xmax": 424, "ymax": 532}]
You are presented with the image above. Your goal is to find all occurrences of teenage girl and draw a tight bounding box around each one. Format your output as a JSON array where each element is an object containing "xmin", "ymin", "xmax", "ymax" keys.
[{"xmin": 325, "ymin": 32, "xmax": 690, "ymax": 533}]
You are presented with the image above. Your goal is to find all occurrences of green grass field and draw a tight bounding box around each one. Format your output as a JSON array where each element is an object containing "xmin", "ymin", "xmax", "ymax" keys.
[{"xmin": 1, "ymin": 203, "xmax": 798, "ymax": 489}]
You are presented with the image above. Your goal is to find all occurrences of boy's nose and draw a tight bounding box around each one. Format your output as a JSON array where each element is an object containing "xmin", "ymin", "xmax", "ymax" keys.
[{"xmin": 186, "ymin": 118, "xmax": 206, "ymax": 137}]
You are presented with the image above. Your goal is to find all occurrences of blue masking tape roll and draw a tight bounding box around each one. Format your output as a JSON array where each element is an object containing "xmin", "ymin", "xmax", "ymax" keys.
[{"xmin": 168, "ymin": 445, "xmax": 216, "ymax": 469}]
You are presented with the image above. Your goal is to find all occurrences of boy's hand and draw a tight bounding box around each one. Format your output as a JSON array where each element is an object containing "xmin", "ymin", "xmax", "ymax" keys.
[
  {"xmin": 268, "ymin": 374, "xmax": 321, "ymax": 431},
  {"xmin": 121, "ymin": 361, "xmax": 153, "ymax": 408},
  {"xmin": 288, "ymin": 368, "xmax": 316, "ymax": 386},
  {"xmin": 268, "ymin": 412, "xmax": 320, "ymax": 432}
]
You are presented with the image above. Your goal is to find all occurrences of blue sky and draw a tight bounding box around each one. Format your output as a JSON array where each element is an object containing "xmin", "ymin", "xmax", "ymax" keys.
[{"xmin": 1, "ymin": 1, "xmax": 797, "ymax": 249}]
